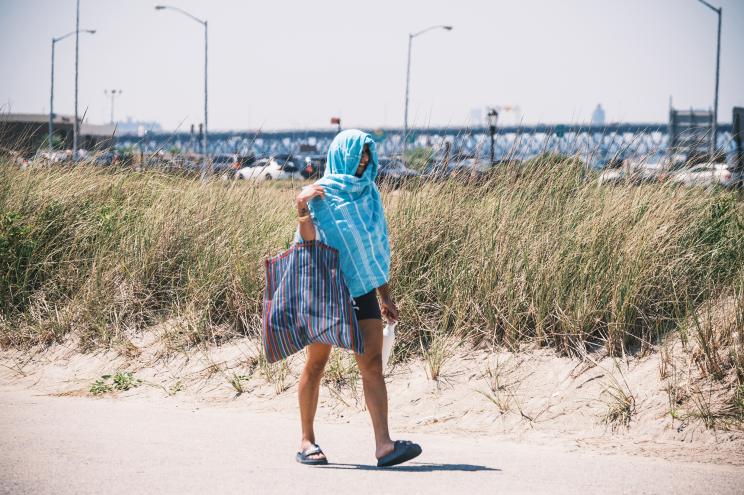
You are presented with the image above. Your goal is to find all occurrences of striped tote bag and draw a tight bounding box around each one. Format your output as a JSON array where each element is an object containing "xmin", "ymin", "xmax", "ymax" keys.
[{"xmin": 262, "ymin": 240, "xmax": 364, "ymax": 363}]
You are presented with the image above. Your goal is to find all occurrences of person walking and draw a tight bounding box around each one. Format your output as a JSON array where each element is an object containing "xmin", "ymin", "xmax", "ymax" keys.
[{"xmin": 292, "ymin": 129, "xmax": 422, "ymax": 468}]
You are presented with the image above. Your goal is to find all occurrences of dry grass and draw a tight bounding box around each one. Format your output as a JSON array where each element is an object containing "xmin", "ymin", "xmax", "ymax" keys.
[
  {"xmin": 477, "ymin": 354, "xmax": 521, "ymax": 414},
  {"xmin": 252, "ymin": 345, "xmax": 292, "ymax": 395},
  {"xmin": 228, "ymin": 372, "xmax": 251, "ymax": 395},
  {"xmin": 601, "ymin": 381, "xmax": 636, "ymax": 430},
  {"xmin": 658, "ymin": 293, "xmax": 744, "ymax": 431},
  {"xmin": 1, "ymin": 157, "xmax": 743, "ymax": 409},
  {"xmin": 0, "ymin": 164, "xmax": 290, "ymax": 350},
  {"xmin": 323, "ymin": 348, "xmax": 360, "ymax": 391},
  {"xmin": 420, "ymin": 326, "xmax": 463, "ymax": 381}
]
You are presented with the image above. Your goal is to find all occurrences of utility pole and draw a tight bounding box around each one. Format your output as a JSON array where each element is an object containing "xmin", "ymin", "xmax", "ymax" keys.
[
  {"xmin": 487, "ymin": 109, "xmax": 499, "ymax": 165},
  {"xmin": 155, "ymin": 5, "xmax": 209, "ymax": 178},
  {"xmin": 403, "ymin": 25, "xmax": 453, "ymax": 164},
  {"xmin": 48, "ymin": 29, "xmax": 95, "ymax": 155},
  {"xmin": 697, "ymin": 0, "xmax": 722, "ymax": 159},
  {"xmin": 72, "ymin": 0, "xmax": 80, "ymax": 160},
  {"xmin": 104, "ymin": 89, "xmax": 123, "ymax": 124}
]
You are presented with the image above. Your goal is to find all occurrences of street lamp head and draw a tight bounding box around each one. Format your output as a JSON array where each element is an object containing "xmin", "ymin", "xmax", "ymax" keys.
[
  {"xmin": 487, "ymin": 109, "xmax": 499, "ymax": 127},
  {"xmin": 53, "ymin": 29, "xmax": 96, "ymax": 43},
  {"xmin": 412, "ymin": 24, "xmax": 454, "ymax": 38},
  {"xmin": 154, "ymin": 5, "xmax": 206, "ymax": 25}
]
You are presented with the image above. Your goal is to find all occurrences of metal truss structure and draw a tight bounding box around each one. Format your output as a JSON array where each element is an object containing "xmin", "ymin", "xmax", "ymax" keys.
[{"xmin": 117, "ymin": 123, "xmax": 735, "ymax": 164}]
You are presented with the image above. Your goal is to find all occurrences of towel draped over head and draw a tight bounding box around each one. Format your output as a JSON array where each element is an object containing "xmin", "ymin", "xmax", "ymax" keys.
[{"xmin": 307, "ymin": 129, "xmax": 390, "ymax": 298}]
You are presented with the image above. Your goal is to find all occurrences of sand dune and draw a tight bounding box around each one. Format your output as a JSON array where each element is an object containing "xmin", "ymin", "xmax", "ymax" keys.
[{"xmin": 1, "ymin": 323, "xmax": 742, "ymax": 471}]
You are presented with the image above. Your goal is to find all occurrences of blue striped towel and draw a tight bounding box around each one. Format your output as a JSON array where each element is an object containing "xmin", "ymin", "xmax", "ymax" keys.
[{"xmin": 307, "ymin": 129, "xmax": 390, "ymax": 298}]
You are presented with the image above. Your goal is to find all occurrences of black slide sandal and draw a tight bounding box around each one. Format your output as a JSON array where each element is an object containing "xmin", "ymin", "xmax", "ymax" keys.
[
  {"xmin": 296, "ymin": 443, "xmax": 328, "ymax": 465},
  {"xmin": 376, "ymin": 440, "xmax": 422, "ymax": 468}
]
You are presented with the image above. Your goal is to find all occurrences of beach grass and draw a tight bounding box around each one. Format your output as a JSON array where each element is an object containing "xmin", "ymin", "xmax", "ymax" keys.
[{"xmin": 0, "ymin": 158, "xmax": 742, "ymax": 407}]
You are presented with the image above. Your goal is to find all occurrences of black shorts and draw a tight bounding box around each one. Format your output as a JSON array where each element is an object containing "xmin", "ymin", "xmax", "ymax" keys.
[{"xmin": 352, "ymin": 289, "xmax": 382, "ymax": 321}]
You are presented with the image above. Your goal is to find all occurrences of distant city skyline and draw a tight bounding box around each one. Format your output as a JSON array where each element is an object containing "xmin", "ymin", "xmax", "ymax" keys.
[{"xmin": 1, "ymin": 0, "xmax": 743, "ymax": 131}]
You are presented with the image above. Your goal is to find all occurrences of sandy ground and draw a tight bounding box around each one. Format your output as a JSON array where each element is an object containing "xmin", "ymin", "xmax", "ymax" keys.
[{"xmin": 1, "ymin": 326, "xmax": 743, "ymax": 493}]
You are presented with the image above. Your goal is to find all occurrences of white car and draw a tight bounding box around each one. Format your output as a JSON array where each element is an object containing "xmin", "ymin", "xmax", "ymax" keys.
[
  {"xmin": 235, "ymin": 157, "xmax": 303, "ymax": 181},
  {"xmin": 598, "ymin": 157, "xmax": 668, "ymax": 185},
  {"xmin": 31, "ymin": 150, "xmax": 71, "ymax": 163},
  {"xmin": 456, "ymin": 157, "xmax": 492, "ymax": 173},
  {"xmin": 667, "ymin": 162, "xmax": 742, "ymax": 188}
]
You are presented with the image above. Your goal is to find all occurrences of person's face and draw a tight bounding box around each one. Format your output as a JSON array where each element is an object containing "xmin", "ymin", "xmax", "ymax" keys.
[{"xmin": 354, "ymin": 144, "xmax": 371, "ymax": 177}]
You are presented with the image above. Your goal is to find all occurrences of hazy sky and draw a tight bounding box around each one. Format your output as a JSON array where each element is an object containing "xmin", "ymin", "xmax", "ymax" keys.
[{"xmin": 1, "ymin": 0, "xmax": 742, "ymax": 131}]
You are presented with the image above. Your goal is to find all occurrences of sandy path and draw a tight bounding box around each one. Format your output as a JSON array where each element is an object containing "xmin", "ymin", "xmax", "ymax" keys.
[{"xmin": 1, "ymin": 386, "xmax": 742, "ymax": 495}]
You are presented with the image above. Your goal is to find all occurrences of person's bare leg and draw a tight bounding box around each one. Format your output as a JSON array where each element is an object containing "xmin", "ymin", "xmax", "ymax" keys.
[
  {"xmin": 298, "ymin": 342, "xmax": 331, "ymax": 460},
  {"xmin": 354, "ymin": 318, "xmax": 395, "ymax": 459}
]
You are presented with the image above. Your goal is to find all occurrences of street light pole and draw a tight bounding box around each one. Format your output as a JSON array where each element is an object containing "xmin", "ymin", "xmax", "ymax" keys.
[
  {"xmin": 49, "ymin": 38, "xmax": 55, "ymax": 155},
  {"xmin": 403, "ymin": 34, "xmax": 412, "ymax": 164},
  {"xmin": 104, "ymin": 89, "xmax": 123, "ymax": 124},
  {"xmin": 72, "ymin": 0, "xmax": 80, "ymax": 160},
  {"xmin": 487, "ymin": 109, "xmax": 499, "ymax": 165},
  {"xmin": 204, "ymin": 19, "xmax": 208, "ymax": 172},
  {"xmin": 155, "ymin": 5, "xmax": 209, "ymax": 177},
  {"xmin": 403, "ymin": 24, "xmax": 452, "ymax": 164},
  {"xmin": 697, "ymin": 0, "xmax": 722, "ymax": 158},
  {"xmin": 49, "ymin": 29, "xmax": 95, "ymax": 156}
]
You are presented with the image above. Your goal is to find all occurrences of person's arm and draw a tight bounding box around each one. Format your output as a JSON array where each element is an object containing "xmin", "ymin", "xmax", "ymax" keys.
[
  {"xmin": 297, "ymin": 216, "xmax": 315, "ymax": 241},
  {"xmin": 297, "ymin": 206, "xmax": 316, "ymax": 241},
  {"xmin": 295, "ymin": 185, "xmax": 325, "ymax": 241},
  {"xmin": 377, "ymin": 283, "xmax": 399, "ymax": 322}
]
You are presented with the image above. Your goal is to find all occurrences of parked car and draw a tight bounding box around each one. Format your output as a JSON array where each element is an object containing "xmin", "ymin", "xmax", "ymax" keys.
[
  {"xmin": 376, "ymin": 158, "xmax": 421, "ymax": 187},
  {"xmin": 272, "ymin": 154, "xmax": 298, "ymax": 169},
  {"xmin": 598, "ymin": 158, "xmax": 665, "ymax": 185},
  {"xmin": 211, "ymin": 153, "xmax": 241, "ymax": 176},
  {"xmin": 666, "ymin": 162, "xmax": 742, "ymax": 188},
  {"xmin": 10, "ymin": 150, "xmax": 35, "ymax": 169},
  {"xmin": 169, "ymin": 155, "xmax": 202, "ymax": 174},
  {"xmin": 235, "ymin": 157, "xmax": 303, "ymax": 181},
  {"xmin": 423, "ymin": 156, "xmax": 491, "ymax": 182},
  {"xmin": 91, "ymin": 150, "xmax": 121, "ymax": 166},
  {"xmin": 238, "ymin": 153, "xmax": 256, "ymax": 167},
  {"xmin": 32, "ymin": 150, "xmax": 69, "ymax": 164},
  {"xmin": 298, "ymin": 154, "xmax": 326, "ymax": 179}
]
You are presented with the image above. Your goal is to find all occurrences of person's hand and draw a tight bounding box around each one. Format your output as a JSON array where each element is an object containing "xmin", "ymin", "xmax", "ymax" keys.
[
  {"xmin": 295, "ymin": 184, "xmax": 325, "ymax": 213},
  {"xmin": 379, "ymin": 297, "xmax": 399, "ymax": 322}
]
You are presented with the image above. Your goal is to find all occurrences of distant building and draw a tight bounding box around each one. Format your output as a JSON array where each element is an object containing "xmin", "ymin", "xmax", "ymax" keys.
[
  {"xmin": 0, "ymin": 113, "xmax": 72, "ymax": 156},
  {"xmin": 0, "ymin": 113, "xmax": 116, "ymax": 156},
  {"xmin": 591, "ymin": 104, "xmax": 606, "ymax": 126},
  {"xmin": 734, "ymin": 107, "xmax": 743, "ymax": 172},
  {"xmin": 116, "ymin": 117, "xmax": 162, "ymax": 136},
  {"xmin": 669, "ymin": 107, "xmax": 714, "ymax": 162},
  {"xmin": 80, "ymin": 121, "xmax": 117, "ymax": 149}
]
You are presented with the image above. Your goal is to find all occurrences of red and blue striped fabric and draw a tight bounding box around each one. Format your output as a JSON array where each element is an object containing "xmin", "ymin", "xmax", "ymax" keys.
[{"xmin": 262, "ymin": 240, "xmax": 364, "ymax": 363}]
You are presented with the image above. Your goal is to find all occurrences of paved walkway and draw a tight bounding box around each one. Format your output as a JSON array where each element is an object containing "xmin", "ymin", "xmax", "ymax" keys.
[{"xmin": 1, "ymin": 387, "xmax": 742, "ymax": 495}]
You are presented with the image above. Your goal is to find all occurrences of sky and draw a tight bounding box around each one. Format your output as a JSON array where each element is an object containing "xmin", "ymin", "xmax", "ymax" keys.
[{"xmin": 1, "ymin": 0, "xmax": 742, "ymax": 131}]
